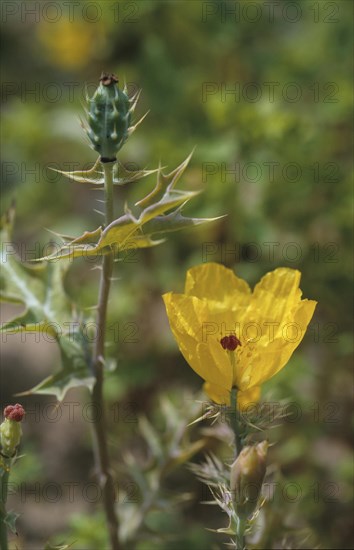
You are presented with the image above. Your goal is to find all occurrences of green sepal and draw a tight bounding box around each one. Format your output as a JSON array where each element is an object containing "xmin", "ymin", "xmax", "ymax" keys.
[{"xmin": 0, "ymin": 419, "xmax": 22, "ymax": 456}]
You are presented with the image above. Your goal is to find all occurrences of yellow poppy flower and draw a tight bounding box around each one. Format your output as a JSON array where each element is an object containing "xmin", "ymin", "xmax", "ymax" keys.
[{"xmin": 163, "ymin": 263, "xmax": 316, "ymax": 410}]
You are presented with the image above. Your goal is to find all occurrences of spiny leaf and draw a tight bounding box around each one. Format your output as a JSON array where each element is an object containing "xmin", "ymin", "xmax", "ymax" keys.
[
  {"xmin": 17, "ymin": 329, "xmax": 95, "ymax": 401},
  {"xmin": 0, "ymin": 209, "xmax": 93, "ymax": 400},
  {"xmin": 44, "ymin": 542, "xmax": 75, "ymax": 550},
  {"xmin": 50, "ymin": 157, "xmax": 159, "ymax": 187},
  {"xmin": 160, "ymin": 439, "xmax": 207, "ymax": 478},
  {"xmin": 0, "ymin": 208, "xmax": 71, "ymax": 329},
  {"xmin": 36, "ymin": 154, "xmax": 221, "ymax": 261},
  {"xmin": 139, "ymin": 416, "xmax": 163, "ymax": 460},
  {"xmin": 49, "ymin": 157, "xmax": 103, "ymax": 184},
  {"xmin": 136, "ymin": 150, "xmax": 194, "ymax": 209},
  {"xmin": 4, "ymin": 510, "xmax": 20, "ymax": 534},
  {"xmin": 143, "ymin": 210, "xmax": 226, "ymax": 236},
  {"xmin": 112, "ymin": 162, "xmax": 159, "ymax": 186}
]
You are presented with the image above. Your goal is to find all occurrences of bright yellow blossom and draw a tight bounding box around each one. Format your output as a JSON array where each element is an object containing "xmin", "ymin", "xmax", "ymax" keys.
[{"xmin": 163, "ymin": 263, "xmax": 316, "ymax": 410}]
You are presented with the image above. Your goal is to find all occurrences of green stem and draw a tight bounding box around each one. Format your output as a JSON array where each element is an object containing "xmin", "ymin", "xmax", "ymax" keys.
[
  {"xmin": 103, "ymin": 161, "xmax": 114, "ymax": 227},
  {"xmin": 91, "ymin": 160, "xmax": 120, "ymax": 550},
  {"xmin": 230, "ymin": 387, "xmax": 242, "ymax": 458},
  {"xmin": 229, "ymin": 388, "xmax": 247, "ymax": 549},
  {"xmin": 236, "ymin": 516, "xmax": 247, "ymax": 550},
  {"xmin": 0, "ymin": 462, "xmax": 10, "ymax": 550}
]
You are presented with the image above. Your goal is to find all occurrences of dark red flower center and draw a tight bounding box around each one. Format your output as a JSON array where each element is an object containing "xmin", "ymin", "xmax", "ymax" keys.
[
  {"xmin": 4, "ymin": 403, "xmax": 25, "ymax": 422},
  {"xmin": 220, "ymin": 334, "xmax": 241, "ymax": 351}
]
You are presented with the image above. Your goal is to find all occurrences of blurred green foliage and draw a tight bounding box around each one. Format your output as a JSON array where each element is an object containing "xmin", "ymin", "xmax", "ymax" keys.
[{"xmin": 1, "ymin": 0, "xmax": 353, "ymax": 548}]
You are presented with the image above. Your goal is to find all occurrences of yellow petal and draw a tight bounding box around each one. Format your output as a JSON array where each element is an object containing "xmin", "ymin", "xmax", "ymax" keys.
[
  {"xmin": 185, "ymin": 262, "xmax": 251, "ymax": 309},
  {"xmin": 251, "ymin": 268, "xmax": 302, "ymax": 326},
  {"xmin": 163, "ymin": 292, "xmax": 208, "ymax": 340},
  {"xmin": 203, "ymin": 381, "xmax": 229, "ymax": 404},
  {"xmin": 162, "ymin": 293, "xmax": 232, "ymax": 389},
  {"xmin": 238, "ymin": 386, "xmax": 261, "ymax": 411},
  {"xmin": 197, "ymin": 341, "xmax": 232, "ymax": 389},
  {"xmin": 240, "ymin": 298, "xmax": 317, "ymax": 388},
  {"xmin": 294, "ymin": 298, "xmax": 317, "ymax": 329}
]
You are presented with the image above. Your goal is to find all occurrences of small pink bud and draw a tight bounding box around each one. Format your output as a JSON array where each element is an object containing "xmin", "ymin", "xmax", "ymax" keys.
[{"xmin": 4, "ymin": 403, "xmax": 25, "ymax": 422}]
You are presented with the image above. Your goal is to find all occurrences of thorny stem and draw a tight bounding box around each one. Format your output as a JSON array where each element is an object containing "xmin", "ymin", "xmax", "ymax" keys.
[
  {"xmin": 91, "ymin": 160, "xmax": 120, "ymax": 550},
  {"xmin": 236, "ymin": 517, "xmax": 247, "ymax": 550},
  {"xmin": 230, "ymin": 387, "xmax": 242, "ymax": 458},
  {"xmin": 229, "ymin": 347, "xmax": 243, "ymax": 458},
  {"xmin": 0, "ymin": 459, "xmax": 10, "ymax": 550},
  {"xmin": 229, "ymin": 385, "xmax": 246, "ymax": 550}
]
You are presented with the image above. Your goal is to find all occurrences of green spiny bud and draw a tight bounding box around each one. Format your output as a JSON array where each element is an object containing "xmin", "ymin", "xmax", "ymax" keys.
[
  {"xmin": 230, "ymin": 440, "xmax": 268, "ymax": 520},
  {"xmin": 0, "ymin": 404, "xmax": 25, "ymax": 457},
  {"xmin": 86, "ymin": 73, "xmax": 132, "ymax": 162}
]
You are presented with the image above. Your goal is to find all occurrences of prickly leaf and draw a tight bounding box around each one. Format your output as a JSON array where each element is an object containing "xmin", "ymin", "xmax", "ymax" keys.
[
  {"xmin": 17, "ymin": 329, "xmax": 94, "ymax": 401},
  {"xmin": 0, "ymin": 209, "xmax": 93, "ymax": 400},
  {"xmin": 37, "ymin": 155, "xmax": 221, "ymax": 261}
]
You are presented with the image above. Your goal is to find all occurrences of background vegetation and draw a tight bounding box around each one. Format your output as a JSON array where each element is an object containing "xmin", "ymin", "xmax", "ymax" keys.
[{"xmin": 1, "ymin": 1, "xmax": 353, "ymax": 548}]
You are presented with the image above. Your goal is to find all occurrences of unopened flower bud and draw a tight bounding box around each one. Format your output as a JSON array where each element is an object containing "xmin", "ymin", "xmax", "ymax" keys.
[
  {"xmin": 230, "ymin": 440, "xmax": 268, "ymax": 520},
  {"xmin": 4, "ymin": 403, "xmax": 25, "ymax": 422},
  {"xmin": 86, "ymin": 72, "xmax": 131, "ymax": 162},
  {"xmin": 1, "ymin": 404, "xmax": 25, "ymax": 456}
]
